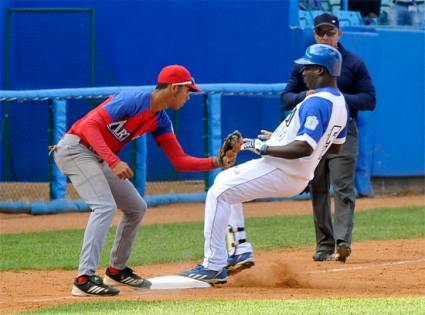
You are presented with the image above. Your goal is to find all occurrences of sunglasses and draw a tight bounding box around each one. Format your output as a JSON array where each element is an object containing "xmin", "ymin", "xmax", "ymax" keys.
[
  {"xmin": 315, "ymin": 28, "xmax": 338, "ymax": 37},
  {"xmin": 302, "ymin": 65, "xmax": 322, "ymax": 72}
]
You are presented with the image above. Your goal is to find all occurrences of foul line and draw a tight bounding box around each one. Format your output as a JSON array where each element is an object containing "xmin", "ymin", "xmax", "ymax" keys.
[{"xmin": 308, "ymin": 258, "xmax": 425, "ymax": 274}]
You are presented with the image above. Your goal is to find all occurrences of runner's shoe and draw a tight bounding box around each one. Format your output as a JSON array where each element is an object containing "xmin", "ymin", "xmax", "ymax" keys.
[
  {"xmin": 226, "ymin": 252, "xmax": 255, "ymax": 274},
  {"xmin": 179, "ymin": 264, "xmax": 228, "ymax": 284}
]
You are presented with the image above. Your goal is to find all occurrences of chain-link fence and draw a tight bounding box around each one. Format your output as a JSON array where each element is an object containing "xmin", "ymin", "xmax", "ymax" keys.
[{"xmin": 0, "ymin": 84, "xmax": 285, "ymax": 211}]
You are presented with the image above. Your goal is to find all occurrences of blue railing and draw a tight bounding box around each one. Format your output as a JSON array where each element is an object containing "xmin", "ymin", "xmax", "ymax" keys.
[
  {"xmin": 0, "ymin": 83, "xmax": 375, "ymax": 214},
  {"xmin": 0, "ymin": 84, "xmax": 291, "ymax": 214}
]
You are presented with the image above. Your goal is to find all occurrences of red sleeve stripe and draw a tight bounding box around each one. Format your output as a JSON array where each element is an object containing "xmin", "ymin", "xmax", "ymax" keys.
[{"xmin": 159, "ymin": 137, "xmax": 215, "ymax": 171}]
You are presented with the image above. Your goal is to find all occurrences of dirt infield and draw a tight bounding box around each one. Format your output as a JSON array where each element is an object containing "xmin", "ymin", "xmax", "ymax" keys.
[
  {"xmin": 0, "ymin": 195, "xmax": 424, "ymax": 313},
  {"xmin": 2, "ymin": 239, "xmax": 424, "ymax": 313}
]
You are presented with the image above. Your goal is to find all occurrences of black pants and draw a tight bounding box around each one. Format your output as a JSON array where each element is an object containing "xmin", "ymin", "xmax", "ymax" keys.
[{"xmin": 310, "ymin": 120, "xmax": 358, "ymax": 253}]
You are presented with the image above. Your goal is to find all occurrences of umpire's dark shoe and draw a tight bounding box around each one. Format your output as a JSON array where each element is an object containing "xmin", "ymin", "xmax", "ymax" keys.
[
  {"xmin": 72, "ymin": 275, "xmax": 120, "ymax": 297},
  {"xmin": 336, "ymin": 243, "xmax": 351, "ymax": 263},
  {"xmin": 104, "ymin": 267, "xmax": 152, "ymax": 289},
  {"xmin": 312, "ymin": 251, "xmax": 338, "ymax": 261}
]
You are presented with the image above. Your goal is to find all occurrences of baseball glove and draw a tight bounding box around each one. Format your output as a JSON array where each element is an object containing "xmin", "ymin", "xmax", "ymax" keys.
[{"xmin": 216, "ymin": 130, "xmax": 243, "ymax": 168}]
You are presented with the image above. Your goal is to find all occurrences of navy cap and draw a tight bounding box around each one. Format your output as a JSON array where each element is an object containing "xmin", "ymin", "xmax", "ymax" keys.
[{"xmin": 314, "ymin": 13, "xmax": 339, "ymax": 29}]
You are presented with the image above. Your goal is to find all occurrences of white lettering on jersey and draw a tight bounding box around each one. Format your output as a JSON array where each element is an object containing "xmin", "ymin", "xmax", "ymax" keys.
[
  {"xmin": 273, "ymin": 123, "xmax": 287, "ymax": 141},
  {"xmin": 284, "ymin": 108, "xmax": 296, "ymax": 127},
  {"xmin": 305, "ymin": 116, "xmax": 319, "ymax": 130},
  {"xmin": 272, "ymin": 108, "xmax": 297, "ymax": 141},
  {"xmin": 107, "ymin": 120, "xmax": 131, "ymax": 141}
]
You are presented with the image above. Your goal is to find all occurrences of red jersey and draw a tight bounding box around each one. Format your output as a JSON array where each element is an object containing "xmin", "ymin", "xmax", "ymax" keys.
[{"xmin": 68, "ymin": 88, "xmax": 215, "ymax": 171}]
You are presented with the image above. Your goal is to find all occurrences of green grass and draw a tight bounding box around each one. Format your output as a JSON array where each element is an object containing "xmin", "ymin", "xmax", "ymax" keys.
[
  {"xmin": 0, "ymin": 206, "xmax": 424, "ymax": 271},
  {"xmin": 16, "ymin": 298, "xmax": 425, "ymax": 315}
]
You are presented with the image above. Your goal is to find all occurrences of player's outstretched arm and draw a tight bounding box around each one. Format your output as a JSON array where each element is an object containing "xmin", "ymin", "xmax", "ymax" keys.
[
  {"xmin": 158, "ymin": 131, "xmax": 243, "ymax": 171},
  {"xmin": 159, "ymin": 137, "xmax": 216, "ymax": 171},
  {"xmin": 242, "ymin": 139, "xmax": 313, "ymax": 159},
  {"xmin": 266, "ymin": 140, "xmax": 313, "ymax": 159}
]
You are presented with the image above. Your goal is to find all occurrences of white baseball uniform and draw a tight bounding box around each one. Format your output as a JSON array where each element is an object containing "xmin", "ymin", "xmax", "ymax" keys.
[{"xmin": 203, "ymin": 87, "xmax": 349, "ymax": 271}]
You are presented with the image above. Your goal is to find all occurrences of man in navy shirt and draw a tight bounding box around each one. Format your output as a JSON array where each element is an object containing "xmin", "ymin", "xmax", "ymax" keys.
[{"xmin": 283, "ymin": 13, "xmax": 376, "ymax": 263}]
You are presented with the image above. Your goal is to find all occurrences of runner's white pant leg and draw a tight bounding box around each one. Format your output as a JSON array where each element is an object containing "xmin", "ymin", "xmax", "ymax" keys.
[
  {"xmin": 229, "ymin": 203, "xmax": 253, "ymax": 255},
  {"xmin": 203, "ymin": 158, "xmax": 307, "ymax": 270}
]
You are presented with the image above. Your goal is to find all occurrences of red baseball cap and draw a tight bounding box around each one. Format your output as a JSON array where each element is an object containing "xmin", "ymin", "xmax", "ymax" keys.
[{"xmin": 157, "ymin": 64, "xmax": 201, "ymax": 92}]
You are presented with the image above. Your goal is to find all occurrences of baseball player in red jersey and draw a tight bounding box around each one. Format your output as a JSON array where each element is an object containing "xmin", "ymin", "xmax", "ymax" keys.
[{"xmin": 54, "ymin": 65, "xmax": 233, "ymax": 296}]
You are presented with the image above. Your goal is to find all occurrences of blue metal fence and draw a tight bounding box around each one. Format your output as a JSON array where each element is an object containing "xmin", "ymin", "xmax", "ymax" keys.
[{"xmin": 1, "ymin": 83, "xmax": 305, "ymax": 214}]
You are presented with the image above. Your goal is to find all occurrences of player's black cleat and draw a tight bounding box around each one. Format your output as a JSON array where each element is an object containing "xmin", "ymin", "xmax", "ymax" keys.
[
  {"xmin": 104, "ymin": 267, "xmax": 151, "ymax": 289},
  {"xmin": 72, "ymin": 275, "xmax": 120, "ymax": 297},
  {"xmin": 336, "ymin": 243, "xmax": 351, "ymax": 263}
]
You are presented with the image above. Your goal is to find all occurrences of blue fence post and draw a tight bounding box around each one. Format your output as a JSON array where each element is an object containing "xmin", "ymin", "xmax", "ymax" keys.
[
  {"xmin": 355, "ymin": 111, "xmax": 374, "ymax": 196},
  {"xmin": 135, "ymin": 135, "xmax": 147, "ymax": 196},
  {"xmin": 207, "ymin": 93, "xmax": 222, "ymax": 188},
  {"xmin": 288, "ymin": 0, "xmax": 299, "ymax": 27},
  {"xmin": 51, "ymin": 99, "xmax": 67, "ymax": 199}
]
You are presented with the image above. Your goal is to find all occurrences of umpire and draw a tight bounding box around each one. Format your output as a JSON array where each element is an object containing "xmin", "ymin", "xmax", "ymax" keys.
[{"xmin": 283, "ymin": 13, "xmax": 376, "ymax": 262}]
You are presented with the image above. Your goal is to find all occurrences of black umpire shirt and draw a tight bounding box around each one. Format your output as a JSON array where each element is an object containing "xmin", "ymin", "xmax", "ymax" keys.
[{"xmin": 283, "ymin": 43, "xmax": 376, "ymax": 118}]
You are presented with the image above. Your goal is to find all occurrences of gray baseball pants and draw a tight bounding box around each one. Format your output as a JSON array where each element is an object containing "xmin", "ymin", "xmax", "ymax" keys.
[
  {"xmin": 310, "ymin": 120, "xmax": 358, "ymax": 253},
  {"xmin": 54, "ymin": 134, "xmax": 147, "ymax": 276}
]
